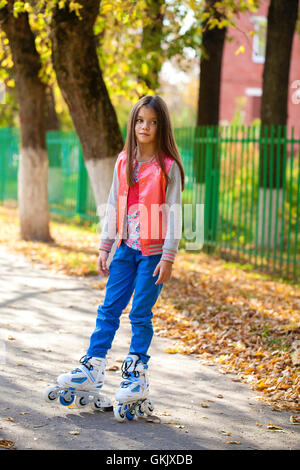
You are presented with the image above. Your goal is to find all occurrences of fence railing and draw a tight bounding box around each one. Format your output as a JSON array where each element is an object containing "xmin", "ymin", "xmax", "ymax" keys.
[{"xmin": 0, "ymin": 125, "xmax": 299, "ymax": 282}]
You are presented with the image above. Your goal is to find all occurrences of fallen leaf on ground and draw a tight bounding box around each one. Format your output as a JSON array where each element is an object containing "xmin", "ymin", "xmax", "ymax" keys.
[
  {"xmin": 0, "ymin": 439, "xmax": 15, "ymax": 449},
  {"xmin": 267, "ymin": 424, "xmax": 284, "ymax": 431},
  {"xmin": 146, "ymin": 416, "xmax": 161, "ymax": 424},
  {"xmin": 290, "ymin": 415, "xmax": 300, "ymax": 425},
  {"xmin": 107, "ymin": 365, "xmax": 119, "ymax": 371}
]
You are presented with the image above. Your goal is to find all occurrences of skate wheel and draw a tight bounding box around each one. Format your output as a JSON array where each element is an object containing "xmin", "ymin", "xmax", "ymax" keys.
[
  {"xmin": 75, "ymin": 396, "xmax": 88, "ymax": 407},
  {"xmin": 125, "ymin": 405, "xmax": 136, "ymax": 421},
  {"xmin": 144, "ymin": 400, "xmax": 154, "ymax": 415},
  {"xmin": 91, "ymin": 400, "xmax": 113, "ymax": 412},
  {"xmin": 59, "ymin": 391, "xmax": 75, "ymax": 406},
  {"xmin": 136, "ymin": 404, "xmax": 145, "ymax": 417},
  {"xmin": 114, "ymin": 405, "xmax": 126, "ymax": 422},
  {"xmin": 44, "ymin": 386, "xmax": 59, "ymax": 403}
]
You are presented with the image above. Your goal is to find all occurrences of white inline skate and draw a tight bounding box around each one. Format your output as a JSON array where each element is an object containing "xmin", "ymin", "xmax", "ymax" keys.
[
  {"xmin": 113, "ymin": 354, "xmax": 154, "ymax": 422},
  {"xmin": 44, "ymin": 355, "xmax": 113, "ymax": 411}
]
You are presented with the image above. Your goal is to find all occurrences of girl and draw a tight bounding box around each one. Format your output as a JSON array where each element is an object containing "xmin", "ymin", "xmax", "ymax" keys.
[{"xmin": 56, "ymin": 95, "xmax": 185, "ymax": 419}]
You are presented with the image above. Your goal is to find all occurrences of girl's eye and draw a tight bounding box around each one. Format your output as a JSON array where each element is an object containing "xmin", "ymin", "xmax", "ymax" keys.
[{"xmin": 136, "ymin": 119, "xmax": 157, "ymax": 124}]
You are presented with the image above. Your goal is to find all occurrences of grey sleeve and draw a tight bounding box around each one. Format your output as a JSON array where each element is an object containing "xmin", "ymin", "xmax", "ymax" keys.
[
  {"xmin": 161, "ymin": 160, "xmax": 182, "ymax": 262},
  {"xmin": 98, "ymin": 159, "xmax": 119, "ymax": 252}
]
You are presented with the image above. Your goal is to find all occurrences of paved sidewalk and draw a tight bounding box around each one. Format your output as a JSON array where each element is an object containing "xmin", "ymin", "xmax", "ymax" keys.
[{"xmin": 0, "ymin": 245, "xmax": 299, "ymax": 450}]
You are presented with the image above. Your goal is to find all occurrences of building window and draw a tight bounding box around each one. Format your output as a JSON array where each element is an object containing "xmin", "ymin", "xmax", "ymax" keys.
[
  {"xmin": 250, "ymin": 16, "xmax": 267, "ymax": 63},
  {"xmin": 245, "ymin": 87, "xmax": 262, "ymax": 121}
]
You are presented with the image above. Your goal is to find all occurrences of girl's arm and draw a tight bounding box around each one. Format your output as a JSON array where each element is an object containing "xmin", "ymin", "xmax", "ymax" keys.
[{"xmin": 161, "ymin": 161, "xmax": 182, "ymax": 263}]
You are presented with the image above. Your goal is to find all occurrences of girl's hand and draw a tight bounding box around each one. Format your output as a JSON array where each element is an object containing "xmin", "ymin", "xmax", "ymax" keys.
[
  {"xmin": 153, "ymin": 260, "xmax": 173, "ymax": 285},
  {"xmin": 97, "ymin": 250, "xmax": 110, "ymax": 277}
]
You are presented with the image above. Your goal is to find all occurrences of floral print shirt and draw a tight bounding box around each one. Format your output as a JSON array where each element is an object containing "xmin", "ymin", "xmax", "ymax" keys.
[{"xmin": 124, "ymin": 155, "xmax": 156, "ymax": 251}]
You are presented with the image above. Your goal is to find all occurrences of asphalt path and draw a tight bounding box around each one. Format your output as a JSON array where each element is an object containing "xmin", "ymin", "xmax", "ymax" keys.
[{"xmin": 0, "ymin": 245, "xmax": 299, "ymax": 452}]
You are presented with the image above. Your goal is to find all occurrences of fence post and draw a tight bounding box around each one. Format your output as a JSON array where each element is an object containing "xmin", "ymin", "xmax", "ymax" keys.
[
  {"xmin": 76, "ymin": 146, "xmax": 88, "ymax": 216},
  {"xmin": 204, "ymin": 126, "xmax": 220, "ymax": 252},
  {"xmin": 0, "ymin": 128, "xmax": 10, "ymax": 203}
]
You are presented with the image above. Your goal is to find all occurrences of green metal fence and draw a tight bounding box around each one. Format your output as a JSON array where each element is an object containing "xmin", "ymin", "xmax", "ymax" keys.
[
  {"xmin": 174, "ymin": 125, "xmax": 300, "ymax": 282},
  {"xmin": 0, "ymin": 125, "xmax": 299, "ymax": 282}
]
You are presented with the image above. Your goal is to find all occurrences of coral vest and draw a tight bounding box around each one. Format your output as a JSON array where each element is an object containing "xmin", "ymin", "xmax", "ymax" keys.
[{"xmin": 116, "ymin": 150, "xmax": 174, "ymax": 256}]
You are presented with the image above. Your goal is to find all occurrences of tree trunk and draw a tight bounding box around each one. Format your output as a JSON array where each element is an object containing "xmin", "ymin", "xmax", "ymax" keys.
[
  {"xmin": 258, "ymin": 0, "xmax": 298, "ymax": 249},
  {"xmin": 0, "ymin": 1, "xmax": 52, "ymax": 242},
  {"xmin": 197, "ymin": 0, "xmax": 227, "ymax": 127},
  {"xmin": 261, "ymin": 0, "xmax": 298, "ymax": 128},
  {"xmin": 45, "ymin": 85, "xmax": 60, "ymax": 131},
  {"xmin": 50, "ymin": 0, "xmax": 123, "ymax": 213},
  {"xmin": 194, "ymin": 0, "xmax": 227, "ymax": 250}
]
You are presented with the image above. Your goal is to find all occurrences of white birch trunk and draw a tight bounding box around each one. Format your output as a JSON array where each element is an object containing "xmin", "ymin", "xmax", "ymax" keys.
[
  {"xmin": 85, "ymin": 157, "xmax": 119, "ymax": 266},
  {"xmin": 85, "ymin": 157, "xmax": 115, "ymax": 210},
  {"xmin": 257, "ymin": 187, "xmax": 284, "ymax": 250},
  {"xmin": 18, "ymin": 147, "xmax": 52, "ymax": 241}
]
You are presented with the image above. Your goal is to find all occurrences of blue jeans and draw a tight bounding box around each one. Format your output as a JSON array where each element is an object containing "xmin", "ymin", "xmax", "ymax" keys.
[{"xmin": 86, "ymin": 240, "xmax": 164, "ymax": 364}]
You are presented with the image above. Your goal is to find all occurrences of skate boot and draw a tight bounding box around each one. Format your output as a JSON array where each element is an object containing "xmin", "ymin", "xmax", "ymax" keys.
[
  {"xmin": 44, "ymin": 355, "xmax": 113, "ymax": 411},
  {"xmin": 113, "ymin": 354, "xmax": 154, "ymax": 422}
]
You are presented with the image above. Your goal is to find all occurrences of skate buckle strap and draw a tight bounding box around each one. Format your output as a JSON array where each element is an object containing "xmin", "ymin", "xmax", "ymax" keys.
[
  {"xmin": 121, "ymin": 355, "xmax": 145, "ymax": 379},
  {"xmin": 79, "ymin": 355, "xmax": 93, "ymax": 371}
]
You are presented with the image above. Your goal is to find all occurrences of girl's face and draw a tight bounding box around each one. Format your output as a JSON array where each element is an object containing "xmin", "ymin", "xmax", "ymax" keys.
[{"xmin": 135, "ymin": 106, "xmax": 158, "ymax": 147}]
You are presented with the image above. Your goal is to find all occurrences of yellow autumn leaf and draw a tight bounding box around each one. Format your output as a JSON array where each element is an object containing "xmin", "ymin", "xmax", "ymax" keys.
[
  {"xmin": 257, "ymin": 380, "xmax": 268, "ymax": 390},
  {"xmin": 0, "ymin": 440, "xmax": 15, "ymax": 449},
  {"xmin": 290, "ymin": 415, "xmax": 300, "ymax": 425},
  {"xmin": 107, "ymin": 365, "xmax": 119, "ymax": 371},
  {"xmin": 267, "ymin": 424, "xmax": 284, "ymax": 431},
  {"xmin": 235, "ymin": 45, "xmax": 245, "ymax": 55}
]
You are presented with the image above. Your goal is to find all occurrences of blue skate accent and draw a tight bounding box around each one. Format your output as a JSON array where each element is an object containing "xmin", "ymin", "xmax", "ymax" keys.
[
  {"xmin": 131, "ymin": 385, "xmax": 140, "ymax": 393},
  {"xmin": 120, "ymin": 374, "xmax": 139, "ymax": 388},
  {"xmin": 71, "ymin": 377, "xmax": 88, "ymax": 384},
  {"xmin": 121, "ymin": 381, "xmax": 130, "ymax": 388},
  {"xmin": 71, "ymin": 365, "xmax": 95, "ymax": 383}
]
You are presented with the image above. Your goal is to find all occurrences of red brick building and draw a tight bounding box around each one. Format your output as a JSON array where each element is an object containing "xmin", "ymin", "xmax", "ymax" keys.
[{"xmin": 220, "ymin": 0, "xmax": 300, "ymax": 132}]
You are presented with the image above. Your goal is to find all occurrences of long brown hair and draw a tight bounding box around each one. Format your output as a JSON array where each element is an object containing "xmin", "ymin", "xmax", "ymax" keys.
[{"xmin": 124, "ymin": 95, "xmax": 185, "ymax": 190}]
